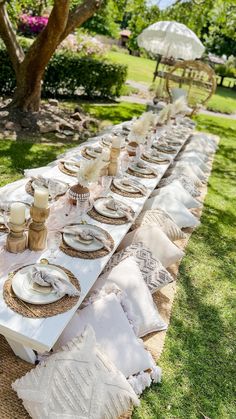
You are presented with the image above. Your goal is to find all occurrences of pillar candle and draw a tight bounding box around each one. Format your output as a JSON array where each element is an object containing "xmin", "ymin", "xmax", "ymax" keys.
[
  {"xmin": 34, "ymin": 188, "xmax": 49, "ymax": 209},
  {"xmin": 112, "ymin": 136, "xmax": 122, "ymax": 148},
  {"xmin": 10, "ymin": 202, "xmax": 26, "ymax": 225},
  {"xmin": 101, "ymin": 148, "xmax": 110, "ymax": 162}
]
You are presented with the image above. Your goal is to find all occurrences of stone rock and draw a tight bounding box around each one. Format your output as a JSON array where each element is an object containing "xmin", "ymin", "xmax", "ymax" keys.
[
  {"xmin": 74, "ymin": 105, "xmax": 84, "ymax": 114},
  {"xmin": 62, "ymin": 130, "xmax": 74, "ymax": 136},
  {"xmin": 55, "ymin": 133, "xmax": 66, "ymax": 139},
  {"xmin": 48, "ymin": 99, "xmax": 59, "ymax": 107},
  {"xmin": 39, "ymin": 122, "xmax": 60, "ymax": 133},
  {"xmin": 82, "ymin": 118, "xmax": 99, "ymax": 129},
  {"xmin": 0, "ymin": 111, "xmax": 9, "ymax": 118},
  {"xmin": 5, "ymin": 121, "xmax": 21, "ymax": 131},
  {"xmin": 70, "ymin": 112, "xmax": 83, "ymax": 121},
  {"xmin": 3, "ymin": 130, "xmax": 16, "ymax": 140},
  {"xmin": 21, "ymin": 118, "xmax": 33, "ymax": 128},
  {"xmin": 54, "ymin": 116, "xmax": 74, "ymax": 130}
]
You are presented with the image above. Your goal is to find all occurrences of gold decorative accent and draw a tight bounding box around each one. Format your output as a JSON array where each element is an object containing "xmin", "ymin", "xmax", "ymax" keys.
[{"xmin": 3, "ymin": 264, "xmax": 81, "ymax": 318}]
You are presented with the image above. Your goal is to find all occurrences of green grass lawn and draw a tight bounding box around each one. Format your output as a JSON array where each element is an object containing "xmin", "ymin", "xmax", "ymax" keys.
[
  {"xmin": 0, "ymin": 108, "xmax": 235, "ymax": 419},
  {"xmin": 133, "ymin": 115, "xmax": 236, "ymax": 419},
  {"xmin": 107, "ymin": 51, "xmax": 236, "ymax": 115}
]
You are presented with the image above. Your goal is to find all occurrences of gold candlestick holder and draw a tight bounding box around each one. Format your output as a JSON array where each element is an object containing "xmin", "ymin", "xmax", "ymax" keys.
[
  {"xmin": 6, "ymin": 222, "xmax": 27, "ymax": 253},
  {"xmin": 108, "ymin": 146, "xmax": 121, "ymax": 176},
  {"xmin": 28, "ymin": 205, "xmax": 50, "ymax": 251}
]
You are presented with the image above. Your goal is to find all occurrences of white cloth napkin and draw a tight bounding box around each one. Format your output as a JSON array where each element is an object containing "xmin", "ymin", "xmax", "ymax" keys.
[
  {"xmin": 105, "ymin": 198, "xmax": 134, "ymax": 222},
  {"xmin": 63, "ymin": 226, "xmax": 112, "ymax": 252},
  {"xmin": 121, "ymin": 179, "xmax": 146, "ymax": 196},
  {"xmin": 31, "ymin": 266, "xmax": 80, "ymax": 298}
]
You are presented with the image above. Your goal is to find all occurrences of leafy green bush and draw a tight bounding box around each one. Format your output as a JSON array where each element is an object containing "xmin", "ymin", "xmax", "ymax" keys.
[{"xmin": 0, "ymin": 47, "xmax": 127, "ymax": 98}]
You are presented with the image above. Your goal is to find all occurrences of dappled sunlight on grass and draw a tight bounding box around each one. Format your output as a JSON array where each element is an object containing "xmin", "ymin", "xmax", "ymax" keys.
[{"xmin": 133, "ymin": 115, "xmax": 236, "ymax": 419}]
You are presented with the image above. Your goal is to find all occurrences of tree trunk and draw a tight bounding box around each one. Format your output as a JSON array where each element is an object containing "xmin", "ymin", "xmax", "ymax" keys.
[
  {"xmin": 219, "ymin": 76, "xmax": 225, "ymax": 86},
  {"xmin": 11, "ymin": 67, "xmax": 43, "ymax": 112},
  {"xmin": 0, "ymin": 0, "xmax": 103, "ymax": 114}
]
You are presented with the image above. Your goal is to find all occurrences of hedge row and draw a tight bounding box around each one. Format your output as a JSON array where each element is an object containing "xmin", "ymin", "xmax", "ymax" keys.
[{"xmin": 0, "ymin": 48, "xmax": 128, "ymax": 98}]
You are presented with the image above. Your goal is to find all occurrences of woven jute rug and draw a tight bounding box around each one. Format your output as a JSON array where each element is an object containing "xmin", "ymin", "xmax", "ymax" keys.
[{"xmin": 0, "ymin": 134, "xmax": 219, "ymax": 419}]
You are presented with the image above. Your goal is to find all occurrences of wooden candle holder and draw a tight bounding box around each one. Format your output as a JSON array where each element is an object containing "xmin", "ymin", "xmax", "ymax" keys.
[
  {"xmin": 6, "ymin": 222, "xmax": 27, "ymax": 253},
  {"xmin": 28, "ymin": 205, "xmax": 50, "ymax": 251},
  {"xmin": 127, "ymin": 141, "xmax": 139, "ymax": 157},
  {"xmin": 108, "ymin": 147, "xmax": 121, "ymax": 176}
]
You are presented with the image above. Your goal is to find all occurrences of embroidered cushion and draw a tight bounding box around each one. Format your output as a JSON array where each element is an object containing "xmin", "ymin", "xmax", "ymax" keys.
[
  {"xmin": 93, "ymin": 256, "xmax": 167, "ymax": 337},
  {"xmin": 12, "ymin": 325, "xmax": 139, "ymax": 419},
  {"xmin": 151, "ymin": 180, "xmax": 201, "ymax": 209},
  {"xmin": 54, "ymin": 293, "xmax": 155, "ymax": 379},
  {"xmin": 159, "ymin": 175, "xmax": 200, "ymax": 197},
  {"xmin": 177, "ymin": 155, "xmax": 210, "ymax": 172},
  {"xmin": 143, "ymin": 195, "xmax": 200, "ymax": 229},
  {"xmin": 132, "ymin": 209, "xmax": 186, "ymax": 242},
  {"xmin": 173, "ymin": 162, "xmax": 206, "ymax": 182},
  {"xmin": 167, "ymin": 165, "xmax": 202, "ymax": 187},
  {"xmin": 117, "ymin": 226, "xmax": 184, "ymax": 267},
  {"xmin": 102, "ymin": 242, "xmax": 173, "ymax": 293}
]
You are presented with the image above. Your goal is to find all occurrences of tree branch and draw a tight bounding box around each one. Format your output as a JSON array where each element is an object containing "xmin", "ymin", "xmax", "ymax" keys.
[
  {"xmin": 60, "ymin": 0, "xmax": 104, "ymax": 41},
  {"xmin": 0, "ymin": 3, "xmax": 24, "ymax": 73},
  {"xmin": 22, "ymin": 0, "xmax": 71, "ymax": 74}
]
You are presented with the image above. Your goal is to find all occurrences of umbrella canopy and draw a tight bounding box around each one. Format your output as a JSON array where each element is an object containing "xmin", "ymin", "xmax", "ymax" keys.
[{"xmin": 137, "ymin": 21, "xmax": 205, "ymax": 60}]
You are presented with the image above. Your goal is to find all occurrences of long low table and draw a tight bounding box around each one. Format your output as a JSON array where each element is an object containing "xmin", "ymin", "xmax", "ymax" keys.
[{"xmin": 0, "ymin": 122, "xmax": 193, "ymax": 363}]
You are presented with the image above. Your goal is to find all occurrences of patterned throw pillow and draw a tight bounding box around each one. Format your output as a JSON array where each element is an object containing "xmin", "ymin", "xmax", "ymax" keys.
[
  {"xmin": 103, "ymin": 242, "xmax": 173, "ymax": 294},
  {"xmin": 132, "ymin": 209, "xmax": 186, "ymax": 242},
  {"xmin": 159, "ymin": 175, "xmax": 200, "ymax": 197},
  {"xmin": 12, "ymin": 325, "xmax": 139, "ymax": 419}
]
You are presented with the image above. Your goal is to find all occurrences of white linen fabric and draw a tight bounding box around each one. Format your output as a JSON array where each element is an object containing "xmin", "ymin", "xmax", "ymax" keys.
[
  {"xmin": 151, "ymin": 180, "xmax": 201, "ymax": 209},
  {"xmin": 31, "ymin": 266, "xmax": 80, "ymax": 297},
  {"xmin": 158, "ymin": 175, "xmax": 200, "ymax": 197},
  {"xmin": 102, "ymin": 242, "xmax": 174, "ymax": 294},
  {"xmin": 132, "ymin": 209, "xmax": 186, "ymax": 242},
  {"xmin": 143, "ymin": 195, "xmax": 200, "ymax": 229},
  {"xmin": 179, "ymin": 149, "xmax": 209, "ymax": 162},
  {"xmin": 12, "ymin": 325, "xmax": 139, "ymax": 419},
  {"xmin": 54, "ymin": 293, "xmax": 156, "ymax": 379},
  {"xmin": 93, "ymin": 256, "xmax": 167, "ymax": 337},
  {"xmin": 117, "ymin": 226, "xmax": 184, "ymax": 267}
]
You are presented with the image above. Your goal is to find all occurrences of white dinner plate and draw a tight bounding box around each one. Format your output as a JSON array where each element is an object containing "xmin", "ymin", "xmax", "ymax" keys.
[
  {"xmin": 129, "ymin": 163, "xmax": 155, "ymax": 175},
  {"xmin": 94, "ymin": 197, "xmax": 130, "ymax": 219},
  {"xmin": 64, "ymin": 161, "xmax": 80, "ymax": 173},
  {"xmin": 85, "ymin": 147, "xmax": 102, "ymax": 158},
  {"xmin": 11, "ymin": 263, "xmax": 69, "ymax": 305},
  {"xmin": 142, "ymin": 151, "xmax": 170, "ymax": 164},
  {"xmin": 31, "ymin": 179, "xmax": 68, "ymax": 196},
  {"xmin": 63, "ymin": 224, "xmax": 105, "ymax": 252},
  {"xmin": 113, "ymin": 178, "xmax": 145, "ymax": 194}
]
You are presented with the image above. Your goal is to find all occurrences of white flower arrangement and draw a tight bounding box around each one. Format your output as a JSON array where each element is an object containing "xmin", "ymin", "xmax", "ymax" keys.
[
  {"xmin": 128, "ymin": 119, "xmax": 149, "ymax": 144},
  {"xmin": 77, "ymin": 157, "xmax": 107, "ymax": 187},
  {"xmin": 171, "ymin": 96, "xmax": 190, "ymax": 116}
]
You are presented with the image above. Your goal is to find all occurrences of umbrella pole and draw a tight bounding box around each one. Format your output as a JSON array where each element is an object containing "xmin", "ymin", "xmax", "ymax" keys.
[{"xmin": 153, "ymin": 54, "xmax": 161, "ymax": 82}]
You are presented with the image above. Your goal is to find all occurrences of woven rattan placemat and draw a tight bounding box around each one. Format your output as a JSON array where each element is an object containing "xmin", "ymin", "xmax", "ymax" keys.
[
  {"xmin": 141, "ymin": 154, "xmax": 170, "ymax": 165},
  {"xmin": 126, "ymin": 168, "xmax": 157, "ymax": 179},
  {"xmin": 3, "ymin": 265, "xmax": 80, "ymax": 318},
  {"xmin": 60, "ymin": 227, "xmax": 114, "ymax": 259},
  {"xmin": 88, "ymin": 201, "xmax": 134, "ymax": 225},
  {"xmin": 58, "ymin": 162, "xmax": 78, "ymax": 177},
  {"xmin": 110, "ymin": 182, "xmax": 145, "ymax": 198}
]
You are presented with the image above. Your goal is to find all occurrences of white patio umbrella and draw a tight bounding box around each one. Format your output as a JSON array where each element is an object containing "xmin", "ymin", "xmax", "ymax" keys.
[{"xmin": 137, "ymin": 21, "xmax": 205, "ymax": 60}]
